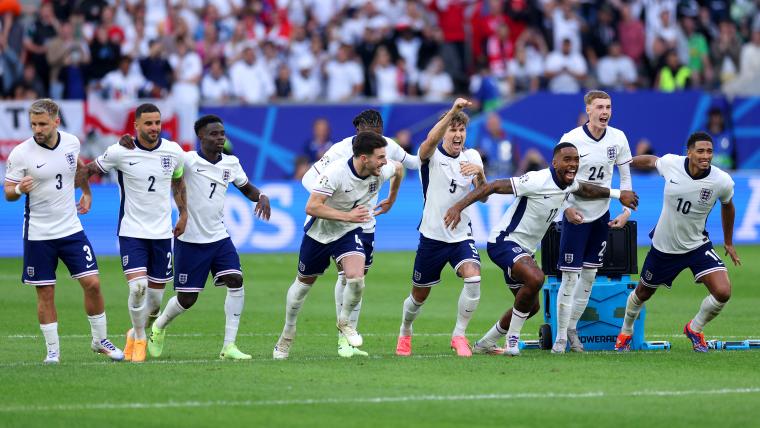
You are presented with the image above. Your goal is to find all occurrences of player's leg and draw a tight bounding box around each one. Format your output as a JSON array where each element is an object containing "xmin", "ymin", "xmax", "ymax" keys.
[
  {"xmin": 146, "ymin": 238, "xmax": 173, "ymax": 326},
  {"xmin": 450, "ymin": 240, "xmax": 482, "ymax": 357},
  {"xmin": 335, "ymin": 231, "xmax": 374, "ymax": 356},
  {"xmin": 553, "ymin": 216, "xmax": 590, "ymax": 353},
  {"xmin": 23, "ymin": 238, "xmax": 60, "ymax": 363},
  {"xmin": 336, "ymin": 252, "xmax": 366, "ymax": 347},
  {"xmin": 501, "ymin": 257, "xmax": 544, "ymax": 356},
  {"xmin": 119, "ymin": 237, "xmax": 150, "ymax": 361},
  {"xmin": 209, "ymin": 238, "xmax": 250, "ymax": 360},
  {"xmin": 274, "ymin": 235, "xmax": 329, "ymax": 359},
  {"xmin": 568, "ymin": 212, "xmax": 610, "ymax": 352},
  {"xmin": 397, "ymin": 236, "xmax": 447, "ymax": 356},
  {"xmin": 685, "ymin": 245, "xmax": 731, "ymax": 352}
]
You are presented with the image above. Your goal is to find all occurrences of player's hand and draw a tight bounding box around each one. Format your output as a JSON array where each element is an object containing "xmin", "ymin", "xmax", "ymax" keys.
[
  {"xmin": 724, "ymin": 244, "xmax": 741, "ymax": 266},
  {"xmin": 620, "ymin": 190, "xmax": 639, "ymax": 210},
  {"xmin": 118, "ymin": 134, "xmax": 135, "ymax": 150},
  {"xmin": 608, "ymin": 209, "xmax": 630, "ymax": 229},
  {"xmin": 173, "ymin": 214, "xmax": 187, "ymax": 237},
  {"xmin": 374, "ymin": 198, "xmax": 394, "ymax": 216},
  {"xmin": 452, "ymin": 97, "xmax": 472, "ymax": 111},
  {"xmin": 444, "ymin": 206, "xmax": 462, "ymax": 229},
  {"xmin": 255, "ymin": 194, "xmax": 271, "ymax": 221},
  {"xmin": 19, "ymin": 176, "xmax": 34, "ymax": 193},
  {"xmin": 77, "ymin": 192, "xmax": 91, "ymax": 214},
  {"xmin": 460, "ymin": 162, "xmax": 483, "ymax": 177},
  {"xmin": 346, "ymin": 205, "xmax": 371, "ymax": 223},
  {"xmin": 565, "ymin": 207, "xmax": 583, "ymax": 224}
]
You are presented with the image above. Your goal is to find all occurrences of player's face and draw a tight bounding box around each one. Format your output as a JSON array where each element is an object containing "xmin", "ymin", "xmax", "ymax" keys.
[
  {"xmin": 443, "ymin": 122, "xmax": 467, "ymax": 156},
  {"xmin": 687, "ymin": 140, "xmax": 713, "ymax": 171},
  {"xmin": 361, "ymin": 147, "xmax": 388, "ymax": 176},
  {"xmin": 552, "ymin": 147, "xmax": 579, "ymax": 186},
  {"xmin": 586, "ymin": 98, "xmax": 612, "ymax": 129},
  {"xmin": 200, "ymin": 122, "xmax": 226, "ymax": 154},
  {"xmin": 30, "ymin": 112, "xmax": 60, "ymax": 146},
  {"xmin": 134, "ymin": 112, "xmax": 162, "ymax": 144}
]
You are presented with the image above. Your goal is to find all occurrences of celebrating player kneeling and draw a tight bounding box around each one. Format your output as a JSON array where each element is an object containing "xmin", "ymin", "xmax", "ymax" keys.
[
  {"xmin": 444, "ymin": 143, "xmax": 638, "ymax": 356},
  {"xmin": 615, "ymin": 132, "xmax": 740, "ymax": 352}
]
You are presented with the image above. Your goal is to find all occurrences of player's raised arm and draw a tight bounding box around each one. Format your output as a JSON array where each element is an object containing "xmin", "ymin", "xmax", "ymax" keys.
[
  {"xmin": 630, "ymin": 155, "xmax": 659, "ymax": 171},
  {"xmin": 237, "ymin": 182, "xmax": 271, "ymax": 220},
  {"xmin": 305, "ymin": 192, "xmax": 370, "ymax": 223},
  {"xmin": 444, "ymin": 179, "xmax": 513, "ymax": 229},
  {"xmin": 574, "ymin": 182, "xmax": 639, "ymax": 210},
  {"xmin": 418, "ymin": 98, "xmax": 472, "ymax": 161},
  {"xmin": 375, "ymin": 161, "xmax": 404, "ymax": 216},
  {"xmin": 721, "ymin": 198, "xmax": 740, "ymax": 266}
]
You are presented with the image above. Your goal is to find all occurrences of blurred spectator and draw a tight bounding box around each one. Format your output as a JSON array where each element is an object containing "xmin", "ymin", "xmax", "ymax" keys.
[
  {"xmin": 372, "ymin": 45, "xmax": 402, "ymax": 102},
  {"xmin": 274, "ymin": 63, "xmax": 292, "ymax": 99},
  {"xmin": 23, "ymin": 1, "xmax": 59, "ymax": 93},
  {"xmin": 291, "ymin": 55, "xmax": 321, "ymax": 102},
  {"xmin": 656, "ymin": 49, "xmax": 691, "ymax": 92},
  {"xmin": 706, "ymin": 107, "xmax": 736, "ymax": 170},
  {"xmin": 224, "ymin": 22, "xmax": 251, "ymax": 65},
  {"xmin": 260, "ymin": 40, "xmax": 282, "ymax": 78},
  {"xmin": 679, "ymin": 15, "xmax": 713, "ymax": 87},
  {"xmin": 46, "ymin": 21, "xmax": 90, "ymax": 99},
  {"xmin": 416, "ymin": 25, "xmax": 442, "ymax": 73},
  {"xmin": 470, "ymin": 59, "xmax": 501, "ymax": 110},
  {"xmin": 597, "ymin": 41, "xmax": 637, "ymax": 91},
  {"xmin": 87, "ymin": 25, "xmax": 121, "ymax": 83},
  {"xmin": 395, "ymin": 20, "xmax": 422, "ymax": 85},
  {"xmin": 201, "ymin": 58, "xmax": 232, "ymax": 102},
  {"xmin": 196, "ymin": 22, "xmax": 224, "ymax": 69},
  {"xmin": 635, "ymin": 138, "xmax": 655, "ymax": 156},
  {"xmin": 711, "ymin": 20, "xmax": 741, "ymax": 85},
  {"xmin": 419, "ymin": 55, "xmax": 453, "ymax": 101},
  {"xmin": 324, "ymin": 44, "xmax": 363, "ymax": 102},
  {"xmin": 304, "ymin": 118, "xmax": 332, "ymax": 162},
  {"xmin": 486, "ymin": 22, "xmax": 514, "ymax": 78},
  {"xmin": 293, "ymin": 155, "xmax": 311, "ymax": 181},
  {"xmin": 477, "ymin": 112, "xmax": 519, "ymax": 178},
  {"xmin": 394, "ymin": 129, "xmax": 413, "ymax": 153},
  {"xmin": 139, "ymin": 40, "xmax": 173, "ymax": 98},
  {"xmin": 618, "ymin": 3, "xmax": 646, "ymax": 64},
  {"xmin": 506, "ymin": 44, "xmax": 543, "ymax": 94},
  {"xmin": 517, "ymin": 148, "xmax": 548, "ymax": 175},
  {"xmin": 551, "ymin": 0, "xmax": 582, "ymax": 54},
  {"xmin": 544, "ymin": 38, "xmax": 587, "ymax": 93},
  {"xmin": 425, "ymin": 0, "xmax": 468, "ymax": 92},
  {"xmin": 583, "ymin": 5, "xmax": 617, "ymax": 67},
  {"xmin": 648, "ymin": 8, "xmax": 678, "ymax": 59},
  {"xmin": 169, "ymin": 37, "xmax": 202, "ymax": 106},
  {"xmin": 99, "ymin": 56, "xmax": 146, "ymax": 100},
  {"xmin": 723, "ymin": 26, "xmax": 760, "ymax": 96},
  {"xmin": 229, "ymin": 45, "xmax": 274, "ymax": 103},
  {"xmin": 13, "ymin": 62, "xmax": 45, "ymax": 98}
]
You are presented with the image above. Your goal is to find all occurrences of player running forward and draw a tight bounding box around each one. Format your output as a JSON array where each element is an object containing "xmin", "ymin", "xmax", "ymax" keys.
[
  {"xmin": 273, "ymin": 131, "xmax": 403, "ymax": 359},
  {"xmin": 301, "ymin": 110, "xmax": 418, "ymax": 358},
  {"xmin": 553, "ymin": 90, "xmax": 634, "ymax": 354},
  {"xmin": 615, "ymin": 132, "xmax": 740, "ymax": 353},
  {"xmin": 444, "ymin": 143, "xmax": 638, "ymax": 356},
  {"xmin": 4, "ymin": 99, "xmax": 123, "ymax": 363},
  {"xmin": 395, "ymin": 98, "xmax": 488, "ymax": 358},
  {"xmin": 147, "ymin": 115, "xmax": 270, "ymax": 360},
  {"xmin": 80, "ymin": 103, "xmax": 187, "ymax": 363}
]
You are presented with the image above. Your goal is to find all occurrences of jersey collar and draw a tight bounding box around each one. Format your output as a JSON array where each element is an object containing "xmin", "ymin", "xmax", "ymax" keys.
[
  {"xmin": 135, "ymin": 137, "xmax": 162, "ymax": 151},
  {"xmin": 437, "ymin": 142, "xmax": 459, "ymax": 158},
  {"xmin": 684, "ymin": 158, "xmax": 711, "ymax": 180},
  {"xmin": 582, "ymin": 122, "xmax": 606, "ymax": 142},
  {"xmin": 36, "ymin": 132, "xmax": 61, "ymax": 151},
  {"xmin": 347, "ymin": 157, "xmax": 369, "ymax": 180},
  {"xmin": 549, "ymin": 166, "xmax": 568, "ymax": 189},
  {"xmin": 198, "ymin": 149, "xmax": 222, "ymax": 164}
]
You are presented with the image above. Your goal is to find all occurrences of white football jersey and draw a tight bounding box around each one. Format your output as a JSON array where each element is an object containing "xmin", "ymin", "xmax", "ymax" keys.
[
  {"xmin": 488, "ymin": 168, "xmax": 580, "ymax": 254},
  {"xmin": 418, "ymin": 144, "xmax": 484, "ymax": 243},
  {"xmin": 560, "ymin": 124, "xmax": 632, "ymax": 222},
  {"xmin": 5, "ymin": 131, "xmax": 83, "ymax": 240},
  {"xmin": 95, "ymin": 138, "xmax": 185, "ymax": 239},
  {"xmin": 306, "ymin": 158, "xmax": 397, "ymax": 244},
  {"xmin": 178, "ymin": 151, "xmax": 249, "ymax": 244},
  {"xmin": 651, "ymin": 154, "xmax": 734, "ymax": 254},
  {"xmin": 301, "ymin": 134, "xmax": 418, "ymax": 233}
]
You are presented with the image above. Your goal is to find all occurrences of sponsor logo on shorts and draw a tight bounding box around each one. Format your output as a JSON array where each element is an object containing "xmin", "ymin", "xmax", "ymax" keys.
[
  {"xmin": 607, "ymin": 146, "xmax": 617, "ymax": 160},
  {"xmin": 178, "ymin": 273, "xmax": 188, "ymax": 284},
  {"xmin": 699, "ymin": 188, "xmax": 713, "ymax": 204},
  {"xmin": 26, "ymin": 266, "xmax": 34, "ymax": 277},
  {"xmin": 644, "ymin": 270, "xmax": 653, "ymax": 281},
  {"xmin": 564, "ymin": 253, "xmax": 574, "ymax": 264},
  {"xmin": 414, "ymin": 270, "xmax": 421, "ymax": 282},
  {"xmin": 222, "ymin": 169, "xmax": 231, "ymax": 183},
  {"xmin": 122, "ymin": 255, "xmax": 129, "ymax": 267}
]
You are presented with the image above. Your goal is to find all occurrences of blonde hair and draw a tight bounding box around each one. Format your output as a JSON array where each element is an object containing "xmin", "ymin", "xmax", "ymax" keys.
[
  {"xmin": 584, "ymin": 90, "xmax": 611, "ymax": 105},
  {"xmin": 29, "ymin": 99, "xmax": 60, "ymax": 119}
]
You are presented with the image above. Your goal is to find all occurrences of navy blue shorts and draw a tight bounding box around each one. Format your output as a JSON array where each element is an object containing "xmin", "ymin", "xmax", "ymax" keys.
[
  {"xmin": 337, "ymin": 231, "xmax": 375, "ymax": 272},
  {"xmin": 640, "ymin": 242, "xmax": 727, "ymax": 289},
  {"xmin": 487, "ymin": 240, "xmax": 535, "ymax": 290},
  {"xmin": 173, "ymin": 237, "xmax": 242, "ymax": 292},
  {"xmin": 118, "ymin": 237, "xmax": 173, "ymax": 283},
  {"xmin": 298, "ymin": 228, "xmax": 365, "ymax": 278},
  {"xmin": 411, "ymin": 235, "xmax": 480, "ymax": 287},
  {"xmin": 23, "ymin": 231, "xmax": 99, "ymax": 286},
  {"xmin": 558, "ymin": 210, "xmax": 610, "ymax": 272}
]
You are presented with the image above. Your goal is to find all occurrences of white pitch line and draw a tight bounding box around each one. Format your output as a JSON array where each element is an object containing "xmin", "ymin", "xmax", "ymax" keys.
[{"xmin": 1, "ymin": 387, "xmax": 759, "ymax": 413}]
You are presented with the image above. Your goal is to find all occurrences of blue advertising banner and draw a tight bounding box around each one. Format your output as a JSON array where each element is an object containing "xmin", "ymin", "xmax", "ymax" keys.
[{"xmin": 3, "ymin": 173, "xmax": 760, "ymax": 258}]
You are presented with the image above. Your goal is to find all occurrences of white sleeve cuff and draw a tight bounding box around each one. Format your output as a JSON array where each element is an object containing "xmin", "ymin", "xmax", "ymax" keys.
[{"xmin": 609, "ymin": 189, "xmax": 621, "ymax": 199}]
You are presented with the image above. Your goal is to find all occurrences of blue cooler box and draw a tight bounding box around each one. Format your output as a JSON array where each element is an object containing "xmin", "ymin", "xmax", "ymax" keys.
[{"xmin": 542, "ymin": 275, "xmax": 646, "ymax": 351}]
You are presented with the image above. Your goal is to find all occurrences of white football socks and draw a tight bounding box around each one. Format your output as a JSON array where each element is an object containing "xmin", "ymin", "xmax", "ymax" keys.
[
  {"xmin": 147, "ymin": 287, "xmax": 165, "ymax": 317},
  {"xmin": 339, "ymin": 277, "xmax": 364, "ymax": 323},
  {"xmin": 87, "ymin": 312, "xmax": 107, "ymax": 342},
  {"xmin": 283, "ymin": 279, "xmax": 311, "ymax": 337},
  {"xmin": 480, "ymin": 321, "xmax": 507, "ymax": 346},
  {"xmin": 40, "ymin": 322, "xmax": 59, "ymax": 356},
  {"xmin": 621, "ymin": 291, "xmax": 643, "ymax": 334},
  {"xmin": 127, "ymin": 277, "xmax": 148, "ymax": 339},
  {"xmin": 690, "ymin": 294, "xmax": 726, "ymax": 333},
  {"xmin": 224, "ymin": 287, "xmax": 245, "ymax": 346},
  {"xmin": 568, "ymin": 268, "xmax": 595, "ymax": 330},
  {"xmin": 507, "ymin": 308, "xmax": 530, "ymax": 338},
  {"xmin": 400, "ymin": 294, "xmax": 424, "ymax": 336},
  {"xmin": 556, "ymin": 271, "xmax": 579, "ymax": 342},
  {"xmin": 155, "ymin": 296, "xmax": 186, "ymax": 330},
  {"xmin": 452, "ymin": 276, "xmax": 480, "ymax": 337}
]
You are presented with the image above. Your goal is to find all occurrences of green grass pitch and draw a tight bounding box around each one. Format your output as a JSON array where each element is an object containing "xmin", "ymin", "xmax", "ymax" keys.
[{"xmin": 1, "ymin": 246, "xmax": 759, "ymax": 427}]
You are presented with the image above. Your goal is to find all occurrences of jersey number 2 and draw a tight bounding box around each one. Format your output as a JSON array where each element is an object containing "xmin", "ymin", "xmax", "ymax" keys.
[{"xmin": 147, "ymin": 176, "xmax": 156, "ymax": 192}]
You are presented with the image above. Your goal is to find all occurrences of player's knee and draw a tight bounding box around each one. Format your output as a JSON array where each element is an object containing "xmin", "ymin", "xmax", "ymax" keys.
[
  {"xmin": 458, "ymin": 263, "xmax": 480, "ymax": 278},
  {"xmin": 525, "ymin": 270, "xmax": 545, "ymax": 290},
  {"xmin": 128, "ymin": 277, "xmax": 148, "ymax": 307},
  {"xmin": 221, "ymin": 274, "xmax": 243, "ymax": 289},
  {"xmin": 79, "ymin": 275, "xmax": 101, "ymax": 294},
  {"xmin": 411, "ymin": 286, "xmax": 430, "ymax": 302},
  {"xmin": 712, "ymin": 286, "xmax": 731, "ymax": 303},
  {"xmin": 580, "ymin": 268, "xmax": 597, "ymax": 283},
  {"xmin": 177, "ymin": 292, "xmax": 198, "ymax": 309},
  {"xmin": 346, "ymin": 276, "xmax": 365, "ymax": 291}
]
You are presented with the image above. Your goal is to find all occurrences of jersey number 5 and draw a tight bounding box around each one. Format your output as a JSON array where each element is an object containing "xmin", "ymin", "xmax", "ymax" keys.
[{"xmin": 449, "ymin": 179, "xmax": 456, "ymax": 193}]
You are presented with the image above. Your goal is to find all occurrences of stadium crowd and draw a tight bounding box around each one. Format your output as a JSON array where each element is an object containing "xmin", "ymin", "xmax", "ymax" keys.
[{"xmin": 2, "ymin": 0, "xmax": 760, "ymax": 105}]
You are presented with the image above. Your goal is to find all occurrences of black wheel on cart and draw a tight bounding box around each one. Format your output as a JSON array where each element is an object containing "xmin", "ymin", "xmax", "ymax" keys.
[{"xmin": 539, "ymin": 324, "xmax": 553, "ymax": 350}]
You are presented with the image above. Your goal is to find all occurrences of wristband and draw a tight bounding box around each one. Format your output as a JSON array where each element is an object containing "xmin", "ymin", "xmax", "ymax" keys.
[
  {"xmin": 14, "ymin": 183, "xmax": 22, "ymax": 195},
  {"xmin": 609, "ymin": 189, "xmax": 621, "ymax": 199},
  {"xmin": 622, "ymin": 206, "xmax": 631, "ymax": 214},
  {"xmin": 258, "ymin": 193, "xmax": 266, "ymax": 201}
]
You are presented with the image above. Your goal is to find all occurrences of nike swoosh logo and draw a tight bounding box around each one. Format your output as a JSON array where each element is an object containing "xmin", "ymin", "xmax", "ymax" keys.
[
  {"xmin": 233, "ymin": 313, "xmax": 241, "ymax": 317},
  {"xmin": 579, "ymin": 153, "xmax": 590, "ymax": 158},
  {"xmin": 562, "ymin": 293, "xmax": 571, "ymax": 297},
  {"xmin": 196, "ymin": 168, "xmax": 206, "ymax": 172},
  {"xmin": 464, "ymin": 310, "xmax": 473, "ymax": 313},
  {"xmin": 165, "ymin": 271, "xmax": 172, "ymax": 276},
  {"xmin": 345, "ymin": 189, "xmax": 353, "ymax": 192},
  {"xmin": 129, "ymin": 162, "xmax": 140, "ymax": 166},
  {"xmin": 544, "ymin": 195, "xmax": 552, "ymax": 199},
  {"xmin": 670, "ymin": 179, "xmax": 678, "ymax": 184},
  {"xmin": 36, "ymin": 163, "xmax": 46, "ymax": 168},
  {"xmin": 86, "ymin": 263, "xmax": 95, "ymax": 268}
]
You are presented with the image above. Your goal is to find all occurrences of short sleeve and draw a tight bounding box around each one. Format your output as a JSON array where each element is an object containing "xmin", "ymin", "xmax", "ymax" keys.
[
  {"xmin": 232, "ymin": 158, "xmax": 249, "ymax": 187},
  {"xmin": 312, "ymin": 170, "xmax": 338, "ymax": 196},
  {"xmin": 720, "ymin": 176, "xmax": 735, "ymax": 204},
  {"xmin": 655, "ymin": 154, "xmax": 678, "ymax": 177},
  {"xmin": 511, "ymin": 171, "xmax": 544, "ymax": 197},
  {"xmin": 616, "ymin": 135, "xmax": 633, "ymax": 165},
  {"xmin": 5, "ymin": 147, "xmax": 26, "ymax": 183},
  {"xmin": 380, "ymin": 162, "xmax": 397, "ymax": 182},
  {"xmin": 95, "ymin": 144, "xmax": 121, "ymax": 173}
]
